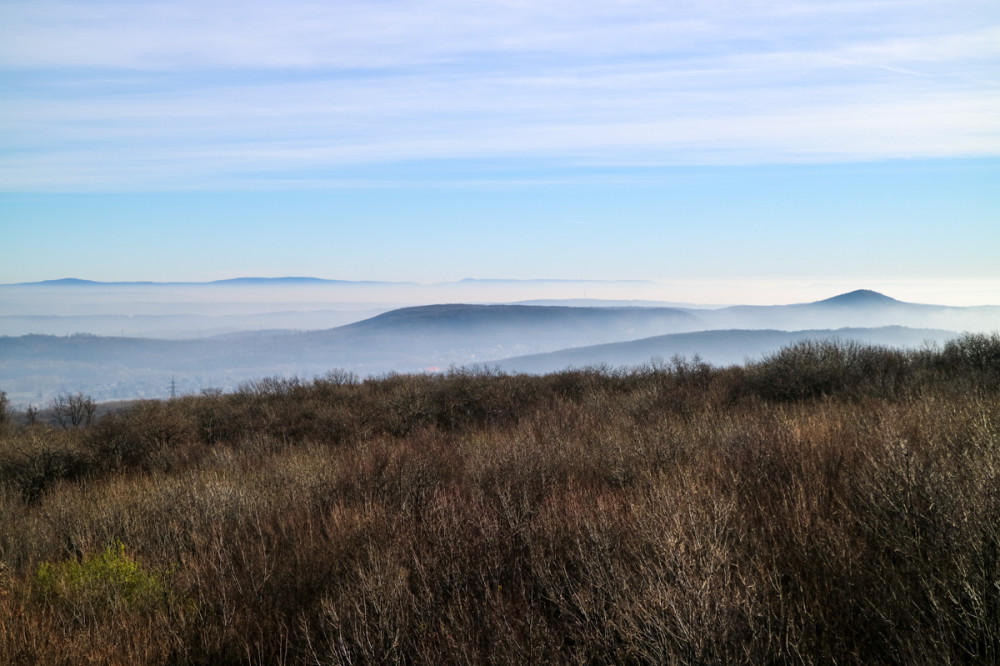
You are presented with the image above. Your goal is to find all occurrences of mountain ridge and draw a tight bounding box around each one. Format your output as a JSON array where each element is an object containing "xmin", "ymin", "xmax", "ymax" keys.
[{"xmin": 8, "ymin": 276, "xmax": 398, "ymax": 287}]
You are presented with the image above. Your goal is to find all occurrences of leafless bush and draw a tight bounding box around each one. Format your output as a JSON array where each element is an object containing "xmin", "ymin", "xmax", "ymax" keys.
[
  {"xmin": 51, "ymin": 392, "xmax": 97, "ymax": 429},
  {"xmin": 0, "ymin": 391, "xmax": 9, "ymax": 431}
]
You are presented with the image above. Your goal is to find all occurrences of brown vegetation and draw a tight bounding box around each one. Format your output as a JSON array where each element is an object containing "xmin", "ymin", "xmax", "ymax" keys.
[{"xmin": 1, "ymin": 334, "xmax": 999, "ymax": 664}]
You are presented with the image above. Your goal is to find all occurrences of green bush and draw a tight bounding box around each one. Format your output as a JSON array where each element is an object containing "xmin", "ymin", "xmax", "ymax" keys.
[{"xmin": 33, "ymin": 540, "xmax": 171, "ymax": 614}]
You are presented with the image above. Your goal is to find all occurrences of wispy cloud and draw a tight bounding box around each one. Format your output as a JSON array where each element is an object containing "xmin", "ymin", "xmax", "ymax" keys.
[{"xmin": 1, "ymin": 0, "xmax": 998, "ymax": 189}]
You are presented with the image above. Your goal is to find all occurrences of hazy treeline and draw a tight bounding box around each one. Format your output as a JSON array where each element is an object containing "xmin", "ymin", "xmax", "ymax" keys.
[{"xmin": 1, "ymin": 334, "xmax": 999, "ymax": 664}]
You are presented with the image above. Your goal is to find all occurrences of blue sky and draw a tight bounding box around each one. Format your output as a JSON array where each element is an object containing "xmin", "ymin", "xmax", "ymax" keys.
[{"xmin": 1, "ymin": 0, "xmax": 998, "ymax": 304}]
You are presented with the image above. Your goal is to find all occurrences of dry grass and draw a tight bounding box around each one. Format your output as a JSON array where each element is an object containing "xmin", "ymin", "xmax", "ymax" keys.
[{"xmin": 1, "ymin": 335, "xmax": 999, "ymax": 664}]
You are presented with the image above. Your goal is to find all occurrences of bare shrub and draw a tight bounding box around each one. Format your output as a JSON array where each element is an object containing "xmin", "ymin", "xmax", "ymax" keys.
[
  {"xmin": 51, "ymin": 392, "xmax": 97, "ymax": 429},
  {"xmin": 743, "ymin": 340, "xmax": 912, "ymax": 402},
  {"xmin": 0, "ymin": 391, "xmax": 10, "ymax": 432}
]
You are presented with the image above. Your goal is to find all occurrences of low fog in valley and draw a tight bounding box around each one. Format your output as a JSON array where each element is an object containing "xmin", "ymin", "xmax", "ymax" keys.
[{"xmin": 2, "ymin": 279, "xmax": 998, "ymax": 407}]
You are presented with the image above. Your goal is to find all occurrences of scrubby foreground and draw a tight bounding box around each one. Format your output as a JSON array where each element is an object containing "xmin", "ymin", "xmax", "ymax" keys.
[{"xmin": 2, "ymin": 336, "xmax": 999, "ymax": 665}]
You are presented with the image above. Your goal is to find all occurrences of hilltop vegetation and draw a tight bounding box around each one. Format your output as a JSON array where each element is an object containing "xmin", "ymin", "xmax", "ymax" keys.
[{"xmin": 1, "ymin": 334, "xmax": 1000, "ymax": 664}]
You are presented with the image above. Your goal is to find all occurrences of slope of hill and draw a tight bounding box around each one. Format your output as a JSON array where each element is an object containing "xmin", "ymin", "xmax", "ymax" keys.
[
  {"xmin": 7, "ymin": 338, "xmax": 999, "ymax": 664},
  {"xmin": 495, "ymin": 326, "xmax": 958, "ymax": 374},
  {"xmin": 328, "ymin": 303, "xmax": 704, "ymax": 345},
  {"xmin": 697, "ymin": 290, "xmax": 1000, "ymax": 331}
]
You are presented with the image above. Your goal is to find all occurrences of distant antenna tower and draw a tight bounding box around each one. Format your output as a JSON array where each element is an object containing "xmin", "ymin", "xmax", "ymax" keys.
[{"xmin": 169, "ymin": 376, "xmax": 177, "ymax": 399}]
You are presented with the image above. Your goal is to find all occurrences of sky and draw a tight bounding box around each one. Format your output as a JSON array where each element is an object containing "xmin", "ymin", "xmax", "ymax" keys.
[{"xmin": 1, "ymin": 0, "xmax": 999, "ymax": 305}]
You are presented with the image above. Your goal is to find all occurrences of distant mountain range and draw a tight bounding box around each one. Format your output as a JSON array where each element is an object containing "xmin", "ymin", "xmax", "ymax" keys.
[
  {"xmin": 1, "ymin": 289, "xmax": 997, "ymax": 404},
  {"xmin": 7, "ymin": 276, "xmax": 658, "ymax": 287},
  {"xmin": 9, "ymin": 277, "xmax": 400, "ymax": 287}
]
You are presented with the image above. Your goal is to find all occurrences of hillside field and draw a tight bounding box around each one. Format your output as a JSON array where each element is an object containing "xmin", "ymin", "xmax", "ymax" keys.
[{"xmin": 2, "ymin": 335, "xmax": 999, "ymax": 664}]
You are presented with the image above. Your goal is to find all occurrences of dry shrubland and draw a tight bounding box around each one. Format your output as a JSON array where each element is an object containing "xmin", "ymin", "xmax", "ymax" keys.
[{"xmin": 1, "ymin": 334, "xmax": 999, "ymax": 664}]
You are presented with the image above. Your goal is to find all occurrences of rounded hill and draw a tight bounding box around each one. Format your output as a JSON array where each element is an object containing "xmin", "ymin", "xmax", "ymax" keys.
[{"xmin": 815, "ymin": 290, "xmax": 902, "ymax": 307}]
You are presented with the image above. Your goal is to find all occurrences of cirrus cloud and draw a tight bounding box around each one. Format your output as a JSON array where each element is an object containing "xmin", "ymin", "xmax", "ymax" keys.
[{"xmin": 1, "ymin": 0, "xmax": 998, "ymax": 190}]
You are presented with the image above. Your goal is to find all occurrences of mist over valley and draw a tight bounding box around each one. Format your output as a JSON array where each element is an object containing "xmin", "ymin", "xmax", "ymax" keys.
[{"xmin": 3, "ymin": 280, "xmax": 996, "ymax": 405}]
